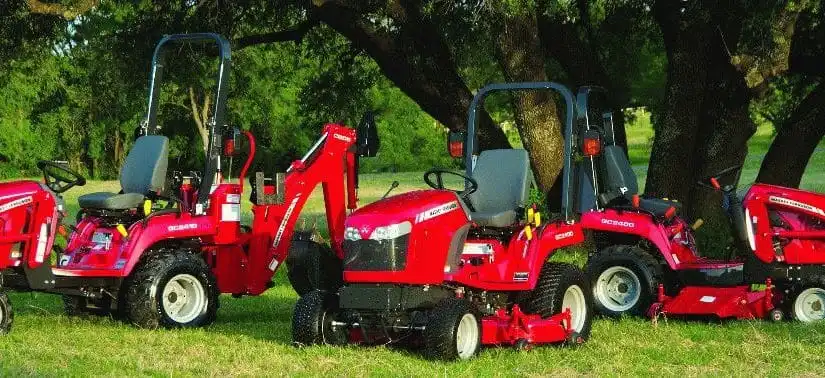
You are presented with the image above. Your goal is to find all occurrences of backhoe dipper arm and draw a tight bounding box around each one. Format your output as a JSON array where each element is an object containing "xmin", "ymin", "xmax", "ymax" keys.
[{"xmin": 245, "ymin": 123, "xmax": 358, "ymax": 295}]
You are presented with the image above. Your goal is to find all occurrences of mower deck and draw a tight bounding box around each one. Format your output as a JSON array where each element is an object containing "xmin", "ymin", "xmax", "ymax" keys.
[
  {"xmin": 651, "ymin": 282, "xmax": 775, "ymax": 320},
  {"xmin": 481, "ymin": 305, "xmax": 575, "ymax": 347}
]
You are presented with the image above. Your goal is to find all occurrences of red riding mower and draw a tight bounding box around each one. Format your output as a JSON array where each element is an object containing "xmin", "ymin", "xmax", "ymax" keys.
[
  {"xmin": 572, "ymin": 87, "xmax": 825, "ymax": 322},
  {"xmin": 0, "ymin": 33, "xmax": 378, "ymax": 334},
  {"xmin": 292, "ymin": 82, "xmax": 594, "ymax": 360}
]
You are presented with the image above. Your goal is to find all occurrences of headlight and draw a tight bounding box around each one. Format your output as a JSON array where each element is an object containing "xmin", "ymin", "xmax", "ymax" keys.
[
  {"xmin": 745, "ymin": 208, "xmax": 757, "ymax": 251},
  {"xmin": 344, "ymin": 227, "xmax": 362, "ymax": 241},
  {"xmin": 369, "ymin": 221, "xmax": 412, "ymax": 240}
]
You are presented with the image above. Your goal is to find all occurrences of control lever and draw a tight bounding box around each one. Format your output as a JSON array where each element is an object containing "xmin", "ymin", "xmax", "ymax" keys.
[{"xmin": 382, "ymin": 181, "xmax": 400, "ymax": 199}]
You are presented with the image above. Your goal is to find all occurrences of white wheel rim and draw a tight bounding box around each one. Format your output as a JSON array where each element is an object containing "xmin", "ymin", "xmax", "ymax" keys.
[
  {"xmin": 794, "ymin": 288, "xmax": 825, "ymax": 322},
  {"xmin": 0, "ymin": 296, "xmax": 5, "ymax": 324},
  {"xmin": 562, "ymin": 285, "xmax": 587, "ymax": 332},
  {"xmin": 595, "ymin": 266, "xmax": 641, "ymax": 312},
  {"xmin": 162, "ymin": 274, "xmax": 207, "ymax": 324},
  {"xmin": 455, "ymin": 313, "xmax": 479, "ymax": 359}
]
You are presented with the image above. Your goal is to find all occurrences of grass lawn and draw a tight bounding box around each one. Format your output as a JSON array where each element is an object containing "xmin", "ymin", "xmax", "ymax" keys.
[{"xmin": 2, "ymin": 124, "xmax": 825, "ymax": 376}]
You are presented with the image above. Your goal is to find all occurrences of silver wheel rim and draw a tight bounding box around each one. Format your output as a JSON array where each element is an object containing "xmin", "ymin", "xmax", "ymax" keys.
[
  {"xmin": 794, "ymin": 288, "xmax": 825, "ymax": 322},
  {"xmin": 562, "ymin": 285, "xmax": 587, "ymax": 332},
  {"xmin": 162, "ymin": 274, "xmax": 207, "ymax": 324},
  {"xmin": 455, "ymin": 313, "xmax": 479, "ymax": 360},
  {"xmin": 595, "ymin": 266, "xmax": 641, "ymax": 312}
]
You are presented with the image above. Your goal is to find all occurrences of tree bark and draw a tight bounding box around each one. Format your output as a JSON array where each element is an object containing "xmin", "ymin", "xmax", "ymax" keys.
[
  {"xmin": 189, "ymin": 87, "xmax": 211, "ymax": 155},
  {"xmin": 647, "ymin": 0, "xmax": 756, "ymax": 227},
  {"xmin": 310, "ymin": 0, "xmax": 510, "ymax": 150},
  {"xmin": 496, "ymin": 15, "xmax": 564, "ymax": 190},
  {"xmin": 757, "ymin": 82, "xmax": 825, "ymax": 187}
]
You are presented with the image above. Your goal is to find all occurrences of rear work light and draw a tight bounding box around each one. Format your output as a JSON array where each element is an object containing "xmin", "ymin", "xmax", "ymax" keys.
[{"xmin": 581, "ymin": 130, "xmax": 602, "ymax": 156}]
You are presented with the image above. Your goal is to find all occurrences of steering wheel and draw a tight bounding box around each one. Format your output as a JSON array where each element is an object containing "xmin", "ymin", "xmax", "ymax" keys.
[
  {"xmin": 697, "ymin": 165, "xmax": 743, "ymax": 191},
  {"xmin": 423, "ymin": 168, "xmax": 479, "ymax": 198},
  {"xmin": 37, "ymin": 160, "xmax": 86, "ymax": 194}
]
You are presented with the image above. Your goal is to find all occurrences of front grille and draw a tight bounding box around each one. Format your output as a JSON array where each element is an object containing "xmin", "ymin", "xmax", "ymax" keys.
[{"xmin": 343, "ymin": 235, "xmax": 409, "ymax": 271}]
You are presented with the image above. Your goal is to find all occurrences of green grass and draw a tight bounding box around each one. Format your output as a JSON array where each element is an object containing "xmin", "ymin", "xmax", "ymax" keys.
[{"xmin": 2, "ymin": 124, "xmax": 825, "ymax": 376}]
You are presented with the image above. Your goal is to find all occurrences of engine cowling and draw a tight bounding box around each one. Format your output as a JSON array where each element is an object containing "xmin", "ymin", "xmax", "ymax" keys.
[{"xmin": 342, "ymin": 189, "xmax": 470, "ymax": 284}]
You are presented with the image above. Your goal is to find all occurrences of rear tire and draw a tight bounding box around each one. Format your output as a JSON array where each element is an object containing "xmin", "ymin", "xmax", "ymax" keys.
[
  {"xmin": 286, "ymin": 236, "xmax": 343, "ymax": 296},
  {"xmin": 423, "ymin": 298, "xmax": 481, "ymax": 360},
  {"xmin": 585, "ymin": 245, "xmax": 663, "ymax": 317},
  {"xmin": 292, "ymin": 290, "xmax": 348, "ymax": 346},
  {"xmin": 0, "ymin": 292, "xmax": 12, "ymax": 335},
  {"xmin": 791, "ymin": 287, "xmax": 825, "ymax": 322},
  {"xmin": 124, "ymin": 249, "xmax": 219, "ymax": 329},
  {"xmin": 520, "ymin": 262, "xmax": 593, "ymax": 342}
]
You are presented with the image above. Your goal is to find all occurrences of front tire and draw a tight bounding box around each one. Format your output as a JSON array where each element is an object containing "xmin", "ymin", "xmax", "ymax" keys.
[
  {"xmin": 0, "ymin": 292, "xmax": 12, "ymax": 335},
  {"xmin": 292, "ymin": 290, "xmax": 348, "ymax": 346},
  {"xmin": 124, "ymin": 249, "xmax": 219, "ymax": 329},
  {"xmin": 286, "ymin": 236, "xmax": 343, "ymax": 296},
  {"xmin": 792, "ymin": 287, "xmax": 825, "ymax": 322},
  {"xmin": 520, "ymin": 262, "xmax": 593, "ymax": 342},
  {"xmin": 586, "ymin": 245, "xmax": 663, "ymax": 317},
  {"xmin": 423, "ymin": 298, "xmax": 482, "ymax": 360}
]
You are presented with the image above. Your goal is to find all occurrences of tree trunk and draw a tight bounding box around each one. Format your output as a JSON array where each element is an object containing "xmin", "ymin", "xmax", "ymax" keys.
[
  {"xmin": 757, "ymin": 82, "xmax": 825, "ymax": 187},
  {"xmin": 496, "ymin": 15, "xmax": 564, "ymax": 190},
  {"xmin": 647, "ymin": 0, "xmax": 755, "ymax": 229},
  {"xmin": 189, "ymin": 87, "xmax": 211, "ymax": 155},
  {"xmin": 311, "ymin": 0, "xmax": 510, "ymax": 150}
]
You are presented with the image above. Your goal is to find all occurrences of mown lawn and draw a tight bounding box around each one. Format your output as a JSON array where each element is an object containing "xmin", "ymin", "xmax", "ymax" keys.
[{"xmin": 2, "ymin": 124, "xmax": 825, "ymax": 376}]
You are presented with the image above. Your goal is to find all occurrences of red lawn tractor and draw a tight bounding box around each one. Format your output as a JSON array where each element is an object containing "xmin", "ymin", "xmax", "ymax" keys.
[
  {"xmin": 292, "ymin": 82, "xmax": 594, "ymax": 360},
  {"xmin": 572, "ymin": 87, "xmax": 825, "ymax": 322},
  {"xmin": 0, "ymin": 33, "xmax": 378, "ymax": 334}
]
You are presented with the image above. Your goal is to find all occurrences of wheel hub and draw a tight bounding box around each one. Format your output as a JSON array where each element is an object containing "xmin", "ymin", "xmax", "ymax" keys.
[
  {"xmin": 595, "ymin": 266, "xmax": 642, "ymax": 312},
  {"xmin": 161, "ymin": 274, "xmax": 206, "ymax": 324},
  {"xmin": 794, "ymin": 287, "xmax": 825, "ymax": 322}
]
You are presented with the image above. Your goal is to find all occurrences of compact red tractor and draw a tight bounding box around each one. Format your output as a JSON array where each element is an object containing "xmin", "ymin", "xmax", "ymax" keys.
[
  {"xmin": 0, "ymin": 33, "xmax": 378, "ymax": 334},
  {"xmin": 571, "ymin": 87, "xmax": 825, "ymax": 322},
  {"xmin": 292, "ymin": 82, "xmax": 594, "ymax": 360}
]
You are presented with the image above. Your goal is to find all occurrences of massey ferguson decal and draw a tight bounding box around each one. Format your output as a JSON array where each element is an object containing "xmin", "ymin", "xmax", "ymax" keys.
[
  {"xmin": 273, "ymin": 196, "xmax": 301, "ymax": 248},
  {"xmin": 554, "ymin": 230, "xmax": 575, "ymax": 240},
  {"xmin": 332, "ymin": 133, "xmax": 352, "ymax": 143},
  {"xmin": 416, "ymin": 201, "xmax": 459, "ymax": 223},
  {"xmin": 601, "ymin": 218, "xmax": 635, "ymax": 228},
  {"xmin": 167, "ymin": 223, "xmax": 198, "ymax": 232},
  {"xmin": 513, "ymin": 272, "xmax": 529, "ymax": 282},
  {"xmin": 0, "ymin": 196, "xmax": 33, "ymax": 214},
  {"xmin": 769, "ymin": 196, "xmax": 825, "ymax": 216}
]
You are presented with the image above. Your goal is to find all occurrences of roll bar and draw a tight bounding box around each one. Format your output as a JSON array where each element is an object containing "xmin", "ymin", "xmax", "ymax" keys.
[
  {"xmin": 142, "ymin": 33, "xmax": 232, "ymax": 208},
  {"xmin": 465, "ymin": 82, "xmax": 577, "ymax": 221}
]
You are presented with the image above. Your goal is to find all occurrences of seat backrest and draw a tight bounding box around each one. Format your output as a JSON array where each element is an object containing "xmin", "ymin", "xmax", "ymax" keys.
[
  {"xmin": 120, "ymin": 135, "xmax": 169, "ymax": 194},
  {"xmin": 601, "ymin": 145, "xmax": 638, "ymax": 196},
  {"xmin": 468, "ymin": 149, "xmax": 531, "ymax": 213}
]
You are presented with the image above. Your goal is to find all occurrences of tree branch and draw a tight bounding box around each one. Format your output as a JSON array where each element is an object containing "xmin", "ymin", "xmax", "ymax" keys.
[
  {"xmin": 234, "ymin": 18, "xmax": 320, "ymax": 49},
  {"xmin": 26, "ymin": 0, "xmax": 98, "ymax": 19}
]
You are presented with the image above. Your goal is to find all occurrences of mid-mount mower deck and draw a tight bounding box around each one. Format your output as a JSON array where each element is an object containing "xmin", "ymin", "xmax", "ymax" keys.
[
  {"xmin": 570, "ymin": 87, "xmax": 825, "ymax": 322},
  {"xmin": 292, "ymin": 83, "xmax": 595, "ymax": 360},
  {"xmin": 0, "ymin": 33, "xmax": 379, "ymax": 334}
]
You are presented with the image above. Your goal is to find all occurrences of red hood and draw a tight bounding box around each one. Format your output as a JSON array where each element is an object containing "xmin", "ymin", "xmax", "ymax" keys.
[{"xmin": 346, "ymin": 189, "xmax": 469, "ymax": 238}]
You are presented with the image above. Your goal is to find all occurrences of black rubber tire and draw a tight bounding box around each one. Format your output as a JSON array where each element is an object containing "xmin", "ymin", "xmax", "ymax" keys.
[
  {"xmin": 423, "ymin": 298, "xmax": 481, "ymax": 360},
  {"xmin": 286, "ymin": 237, "xmax": 343, "ymax": 296},
  {"xmin": 585, "ymin": 245, "xmax": 664, "ymax": 318},
  {"xmin": 292, "ymin": 290, "xmax": 347, "ymax": 346},
  {"xmin": 520, "ymin": 262, "xmax": 594, "ymax": 342},
  {"xmin": 0, "ymin": 292, "xmax": 12, "ymax": 335},
  {"xmin": 62, "ymin": 295, "xmax": 112, "ymax": 317},
  {"xmin": 123, "ymin": 249, "xmax": 219, "ymax": 329}
]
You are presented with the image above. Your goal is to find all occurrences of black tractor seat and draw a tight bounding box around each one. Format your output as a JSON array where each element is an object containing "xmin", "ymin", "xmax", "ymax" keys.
[
  {"xmin": 598, "ymin": 145, "xmax": 681, "ymax": 219},
  {"xmin": 466, "ymin": 149, "xmax": 532, "ymax": 228},
  {"xmin": 78, "ymin": 135, "xmax": 169, "ymax": 210}
]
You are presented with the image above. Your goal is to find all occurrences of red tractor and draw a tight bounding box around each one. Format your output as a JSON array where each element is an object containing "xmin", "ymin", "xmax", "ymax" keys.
[
  {"xmin": 0, "ymin": 33, "xmax": 378, "ymax": 334},
  {"xmin": 572, "ymin": 87, "xmax": 825, "ymax": 322},
  {"xmin": 292, "ymin": 82, "xmax": 594, "ymax": 360}
]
